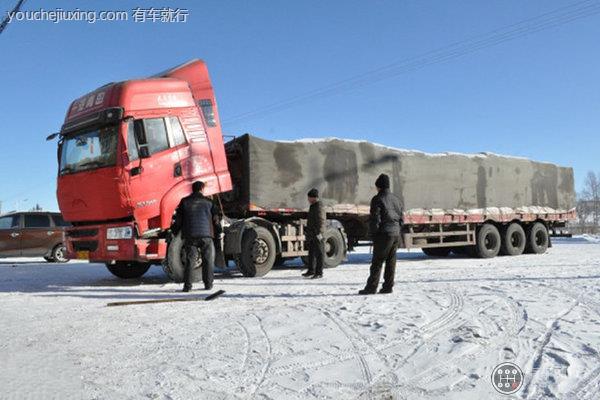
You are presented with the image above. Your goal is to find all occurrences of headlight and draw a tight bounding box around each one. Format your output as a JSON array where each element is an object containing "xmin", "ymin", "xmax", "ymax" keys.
[{"xmin": 106, "ymin": 226, "xmax": 133, "ymax": 240}]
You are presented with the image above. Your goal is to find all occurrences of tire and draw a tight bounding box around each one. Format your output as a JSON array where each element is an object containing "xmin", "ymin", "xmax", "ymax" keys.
[
  {"xmin": 163, "ymin": 232, "xmax": 202, "ymax": 283},
  {"xmin": 239, "ymin": 226, "xmax": 276, "ymax": 277},
  {"xmin": 322, "ymin": 228, "xmax": 345, "ymax": 269},
  {"xmin": 475, "ymin": 223, "xmax": 501, "ymax": 258},
  {"xmin": 500, "ymin": 223, "xmax": 526, "ymax": 256},
  {"xmin": 106, "ymin": 261, "xmax": 151, "ymax": 279},
  {"xmin": 525, "ymin": 222, "xmax": 549, "ymax": 254},
  {"xmin": 44, "ymin": 256, "xmax": 54, "ymax": 262},
  {"xmin": 422, "ymin": 247, "xmax": 452, "ymax": 257},
  {"xmin": 50, "ymin": 244, "xmax": 68, "ymax": 263}
]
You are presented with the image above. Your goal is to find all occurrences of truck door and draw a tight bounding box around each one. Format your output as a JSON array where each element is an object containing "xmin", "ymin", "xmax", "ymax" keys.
[
  {"xmin": 20, "ymin": 214, "xmax": 54, "ymax": 257},
  {"xmin": 124, "ymin": 117, "xmax": 187, "ymax": 230},
  {"xmin": 0, "ymin": 214, "xmax": 22, "ymax": 257}
]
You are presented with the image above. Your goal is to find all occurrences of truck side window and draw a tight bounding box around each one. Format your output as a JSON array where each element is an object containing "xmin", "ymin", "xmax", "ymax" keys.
[
  {"xmin": 24, "ymin": 215, "xmax": 51, "ymax": 228},
  {"xmin": 127, "ymin": 121, "xmax": 139, "ymax": 161},
  {"xmin": 142, "ymin": 118, "xmax": 169, "ymax": 154},
  {"xmin": 199, "ymin": 99, "xmax": 217, "ymax": 127},
  {"xmin": 167, "ymin": 117, "xmax": 186, "ymax": 147}
]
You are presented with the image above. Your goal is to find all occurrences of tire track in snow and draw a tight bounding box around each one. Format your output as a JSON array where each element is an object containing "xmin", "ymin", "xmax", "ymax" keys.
[
  {"xmin": 245, "ymin": 313, "xmax": 273, "ymax": 399},
  {"xmin": 320, "ymin": 309, "xmax": 373, "ymax": 398},
  {"xmin": 420, "ymin": 291, "xmax": 465, "ymax": 339},
  {"xmin": 520, "ymin": 298, "xmax": 580, "ymax": 399},
  {"xmin": 376, "ymin": 289, "xmax": 465, "ymax": 356},
  {"xmin": 542, "ymin": 285, "xmax": 600, "ymax": 400},
  {"xmin": 405, "ymin": 289, "xmax": 522, "ymax": 390}
]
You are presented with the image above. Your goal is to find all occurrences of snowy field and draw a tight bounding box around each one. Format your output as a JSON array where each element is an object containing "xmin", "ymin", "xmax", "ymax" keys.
[{"xmin": 1, "ymin": 237, "xmax": 599, "ymax": 400}]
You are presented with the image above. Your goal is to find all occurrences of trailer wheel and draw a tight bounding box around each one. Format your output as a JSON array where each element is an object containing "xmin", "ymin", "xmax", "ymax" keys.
[
  {"xmin": 500, "ymin": 223, "xmax": 526, "ymax": 256},
  {"xmin": 525, "ymin": 222, "xmax": 549, "ymax": 254},
  {"xmin": 106, "ymin": 261, "xmax": 151, "ymax": 279},
  {"xmin": 163, "ymin": 232, "xmax": 202, "ymax": 283},
  {"xmin": 239, "ymin": 226, "xmax": 276, "ymax": 277},
  {"xmin": 323, "ymin": 228, "xmax": 345, "ymax": 268},
  {"xmin": 422, "ymin": 247, "xmax": 451, "ymax": 257},
  {"xmin": 475, "ymin": 224, "xmax": 501, "ymax": 258}
]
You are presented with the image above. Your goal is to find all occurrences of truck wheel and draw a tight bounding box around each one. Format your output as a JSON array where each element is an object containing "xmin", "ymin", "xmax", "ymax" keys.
[
  {"xmin": 422, "ymin": 247, "xmax": 451, "ymax": 257},
  {"xmin": 475, "ymin": 224, "xmax": 501, "ymax": 258},
  {"xmin": 51, "ymin": 244, "xmax": 68, "ymax": 263},
  {"xmin": 163, "ymin": 232, "xmax": 202, "ymax": 283},
  {"xmin": 525, "ymin": 222, "xmax": 549, "ymax": 254},
  {"xmin": 106, "ymin": 262, "xmax": 151, "ymax": 279},
  {"xmin": 323, "ymin": 228, "xmax": 345, "ymax": 268},
  {"xmin": 240, "ymin": 226, "xmax": 276, "ymax": 277},
  {"xmin": 500, "ymin": 223, "xmax": 526, "ymax": 256}
]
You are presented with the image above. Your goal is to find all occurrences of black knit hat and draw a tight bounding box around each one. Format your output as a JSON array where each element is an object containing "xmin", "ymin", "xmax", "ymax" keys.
[
  {"xmin": 307, "ymin": 188, "xmax": 319, "ymax": 198},
  {"xmin": 192, "ymin": 181, "xmax": 205, "ymax": 193},
  {"xmin": 375, "ymin": 174, "xmax": 390, "ymax": 189}
]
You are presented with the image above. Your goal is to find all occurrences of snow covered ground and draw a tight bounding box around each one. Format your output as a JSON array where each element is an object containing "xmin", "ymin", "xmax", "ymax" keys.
[{"xmin": 1, "ymin": 237, "xmax": 599, "ymax": 400}]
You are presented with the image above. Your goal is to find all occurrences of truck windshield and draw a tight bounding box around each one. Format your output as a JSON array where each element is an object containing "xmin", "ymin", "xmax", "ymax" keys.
[{"xmin": 59, "ymin": 125, "xmax": 118, "ymax": 175}]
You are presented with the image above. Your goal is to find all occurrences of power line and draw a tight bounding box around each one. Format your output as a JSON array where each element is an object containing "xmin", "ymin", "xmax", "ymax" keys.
[
  {"xmin": 0, "ymin": 0, "xmax": 26, "ymax": 35},
  {"xmin": 223, "ymin": 0, "xmax": 600, "ymax": 125}
]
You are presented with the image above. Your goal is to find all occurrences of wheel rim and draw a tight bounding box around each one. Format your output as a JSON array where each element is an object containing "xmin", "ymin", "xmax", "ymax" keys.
[
  {"xmin": 484, "ymin": 233, "xmax": 498, "ymax": 250},
  {"xmin": 510, "ymin": 232, "xmax": 522, "ymax": 247},
  {"xmin": 325, "ymin": 237, "xmax": 337, "ymax": 258},
  {"xmin": 180, "ymin": 247, "xmax": 202, "ymax": 268},
  {"xmin": 55, "ymin": 246, "xmax": 66, "ymax": 262},
  {"xmin": 535, "ymin": 230, "xmax": 546, "ymax": 247},
  {"xmin": 252, "ymin": 238, "xmax": 270, "ymax": 264}
]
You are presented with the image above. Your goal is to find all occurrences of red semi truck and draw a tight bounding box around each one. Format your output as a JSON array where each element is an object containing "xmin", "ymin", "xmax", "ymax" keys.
[{"xmin": 51, "ymin": 60, "xmax": 576, "ymax": 280}]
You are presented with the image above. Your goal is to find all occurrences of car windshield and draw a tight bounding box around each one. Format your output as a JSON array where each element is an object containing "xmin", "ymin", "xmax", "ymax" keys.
[{"xmin": 59, "ymin": 125, "xmax": 118, "ymax": 175}]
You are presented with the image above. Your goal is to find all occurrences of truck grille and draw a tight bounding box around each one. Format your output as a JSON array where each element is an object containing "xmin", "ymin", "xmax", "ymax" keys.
[
  {"xmin": 72, "ymin": 241, "xmax": 98, "ymax": 252},
  {"xmin": 67, "ymin": 229, "xmax": 99, "ymax": 238}
]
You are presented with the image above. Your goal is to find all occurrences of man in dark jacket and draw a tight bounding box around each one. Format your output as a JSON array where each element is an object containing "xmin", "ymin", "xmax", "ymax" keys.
[
  {"xmin": 359, "ymin": 174, "xmax": 403, "ymax": 294},
  {"xmin": 302, "ymin": 188, "xmax": 327, "ymax": 279},
  {"xmin": 173, "ymin": 181, "xmax": 221, "ymax": 292}
]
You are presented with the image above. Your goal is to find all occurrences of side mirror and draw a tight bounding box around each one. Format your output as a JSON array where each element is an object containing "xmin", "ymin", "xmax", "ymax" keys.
[
  {"xmin": 46, "ymin": 132, "xmax": 60, "ymax": 141},
  {"xmin": 139, "ymin": 147, "xmax": 150, "ymax": 159}
]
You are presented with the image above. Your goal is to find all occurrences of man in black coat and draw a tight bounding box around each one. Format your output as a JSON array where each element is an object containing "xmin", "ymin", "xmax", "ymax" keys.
[
  {"xmin": 359, "ymin": 174, "xmax": 403, "ymax": 294},
  {"xmin": 173, "ymin": 181, "xmax": 221, "ymax": 292},
  {"xmin": 302, "ymin": 188, "xmax": 327, "ymax": 279}
]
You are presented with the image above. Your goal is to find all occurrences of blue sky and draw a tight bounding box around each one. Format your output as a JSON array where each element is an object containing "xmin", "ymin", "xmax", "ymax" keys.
[{"xmin": 0, "ymin": 0, "xmax": 598, "ymax": 212}]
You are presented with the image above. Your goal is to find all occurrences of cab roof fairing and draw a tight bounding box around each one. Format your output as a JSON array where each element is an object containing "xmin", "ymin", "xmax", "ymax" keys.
[{"xmin": 63, "ymin": 78, "xmax": 196, "ymax": 125}]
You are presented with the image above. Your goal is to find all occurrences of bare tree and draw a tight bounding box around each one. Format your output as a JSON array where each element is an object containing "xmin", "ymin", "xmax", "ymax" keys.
[
  {"xmin": 580, "ymin": 171, "xmax": 600, "ymax": 234},
  {"xmin": 576, "ymin": 197, "xmax": 590, "ymax": 233},
  {"xmin": 29, "ymin": 203, "xmax": 43, "ymax": 211}
]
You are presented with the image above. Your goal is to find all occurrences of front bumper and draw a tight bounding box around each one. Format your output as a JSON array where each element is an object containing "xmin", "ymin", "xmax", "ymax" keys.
[{"xmin": 65, "ymin": 222, "xmax": 167, "ymax": 262}]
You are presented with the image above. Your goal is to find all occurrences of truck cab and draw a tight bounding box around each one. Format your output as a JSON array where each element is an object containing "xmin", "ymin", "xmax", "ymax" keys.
[{"xmin": 55, "ymin": 60, "xmax": 231, "ymax": 277}]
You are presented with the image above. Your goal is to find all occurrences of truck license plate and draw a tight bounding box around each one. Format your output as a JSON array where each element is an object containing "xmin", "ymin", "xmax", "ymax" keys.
[{"xmin": 76, "ymin": 251, "xmax": 89, "ymax": 260}]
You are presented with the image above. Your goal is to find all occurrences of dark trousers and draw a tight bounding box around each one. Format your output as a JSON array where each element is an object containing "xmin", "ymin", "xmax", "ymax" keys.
[
  {"xmin": 184, "ymin": 237, "xmax": 215, "ymax": 289},
  {"xmin": 365, "ymin": 234, "xmax": 399, "ymax": 291},
  {"xmin": 306, "ymin": 238, "xmax": 325, "ymax": 275}
]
